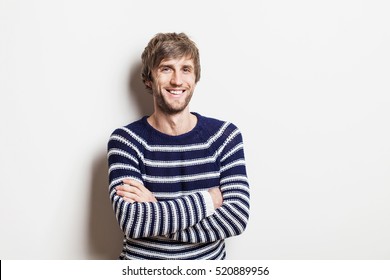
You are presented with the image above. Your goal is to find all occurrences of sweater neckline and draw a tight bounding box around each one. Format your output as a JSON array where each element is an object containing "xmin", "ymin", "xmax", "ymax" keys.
[{"xmin": 142, "ymin": 112, "xmax": 202, "ymax": 139}]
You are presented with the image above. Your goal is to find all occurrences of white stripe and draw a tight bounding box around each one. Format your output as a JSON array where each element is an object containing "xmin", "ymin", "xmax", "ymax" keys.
[
  {"xmin": 220, "ymin": 175, "xmax": 248, "ymax": 184},
  {"xmin": 143, "ymin": 203, "xmax": 152, "ymax": 237},
  {"xmin": 153, "ymin": 203, "xmax": 160, "ymax": 237},
  {"xmin": 144, "ymin": 153, "xmax": 217, "ymax": 167},
  {"xmin": 161, "ymin": 203, "xmax": 169, "ymax": 234},
  {"xmin": 185, "ymin": 195, "xmax": 196, "ymax": 225},
  {"xmin": 154, "ymin": 188, "xmax": 210, "ymax": 199},
  {"xmin": 219, "ymin": 128, "xmax": 240, "ymax": 152},
  {"xmin": 188, "ymin": 226, "xmax": 197, "ymax": 243},
  {"xmin": 109, "ymin": 188, "xmax": 117, "ymax": 200},
  {"xmin": 221, "ymin": 143, "xmax": 244, "ymax": 162},
  {"xmin": 181, "ymin": 227, "xmax": 188, "ymax": 242},
  {"xmin": 109, "ymin": 176, "xmax": 142, "ymax": 190},
  {"xmin": 108, "ymin": 163, "xmax": 139, "ymax": 174},
  {"xmin": 224, "ymin": 194, "xmax": 250, "ymax": 207},
  {"xmin": 224, "ymin": 203, "xmax": 249, "ymax": 222},
  {"xmin": 127, "ymin": 238, "xmax": 202, "ymax": 250},
  {"xmin": 133, "ymin": 204, "xmax": 143, "ymax": 238},
  {"xmin": 219, "ymin": 207, "xmax": 245, "ymax": 233},
  {"xmin": 221, "ymin": 183, "xmax": 249, "ymax": 192},
  {"xmin": 197, "ymin": 223, "xmax": 207, "ymax": 243},
  {"xmin": 107, "ymin": 148, "xmax": 138, "ymax": 165},
  {"xmin": 115, "ymin": 196, "xmax": 122, "ymax": 221},
  {"xmin": 177, "ymin": 199, "xmax": 187, "ymax": 229},
  {"xmin": 208, "ymin": 216, "xmax": 226, "ymax": 240},
  {"xmin": 220, "ymin": 159, "xmax": 246, "ymax": 172},
  {"xmin": 200, "ymin": 241, "xmax": 224, "ymax": 259},
  {"xmin": 109, "ymin": 135, "xmax": 144, "ymax": 160},
  {"xmin": 119, "ymin": 122, "xmax": 231, "ymax": 152},
  {"xmin": 124, "ymin": 239, "xmax": 223, "ymax": 259},
  {"xmin": 121, "ymin": 200, "xmax": 128, "ymax": 232},
  {"xmin": 167, "ymin": 201, "xmax": 177, "ymax": 233},
  {"xmin": 127, "ymin": 204, "xmax": 135, "ymax": 237},
  {"xmin": 144, "ymin": 172, "xmax": 220, "ymax": 183},
  {"xmin": 217, "ymin": 208, "xmax": 236, "ymax": 236}
]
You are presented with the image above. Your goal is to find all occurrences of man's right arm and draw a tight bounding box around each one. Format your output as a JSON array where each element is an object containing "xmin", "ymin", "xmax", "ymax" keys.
[{"xmin": 108, "ymin": 129, "xmax": 216, "ymax": 239}]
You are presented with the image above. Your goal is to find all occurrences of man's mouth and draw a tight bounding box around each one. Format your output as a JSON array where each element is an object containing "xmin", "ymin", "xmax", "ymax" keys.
[{"xmin": 167, "ymin": 89, "xmax": 185, "ymax": 95}]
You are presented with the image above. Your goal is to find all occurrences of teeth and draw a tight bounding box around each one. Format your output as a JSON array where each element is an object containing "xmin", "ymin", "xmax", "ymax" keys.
[{"xmin": 169, "ymin": 90, "xmax": 183, "ymax": 95}]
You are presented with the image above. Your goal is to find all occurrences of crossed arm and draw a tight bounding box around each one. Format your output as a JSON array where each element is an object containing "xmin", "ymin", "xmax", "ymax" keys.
[
  {"xmin": 116, "ymin": 179, "xmax": 223, "ymax": 209},
  {"xmin": 113, "ymin": 178, "xmax": 248, "ymax": 243},
  {"xmin": 108, "ymin": 126, "xmax": 250, "ymax": 243}
]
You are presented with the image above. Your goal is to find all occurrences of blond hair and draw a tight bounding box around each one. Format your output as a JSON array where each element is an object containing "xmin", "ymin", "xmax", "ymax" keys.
[{"xmin": 141, "ymin": 32, "xmax": 201, "ymax": 90}]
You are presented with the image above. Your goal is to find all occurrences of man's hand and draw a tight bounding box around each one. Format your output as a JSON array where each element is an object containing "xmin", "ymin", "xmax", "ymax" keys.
[
  {"xmin": 115, "ymin": 179, "xmax": 157, "ymax": 203},
  {"xmin": 208, "ymin": 187, "xmax": 223, "ymax": 209}
]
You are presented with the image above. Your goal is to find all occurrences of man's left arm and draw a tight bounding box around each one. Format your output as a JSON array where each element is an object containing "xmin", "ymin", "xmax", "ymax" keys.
[{"xmin": 169, "ymin": 127, "xmax": 250, "ymax": 243}]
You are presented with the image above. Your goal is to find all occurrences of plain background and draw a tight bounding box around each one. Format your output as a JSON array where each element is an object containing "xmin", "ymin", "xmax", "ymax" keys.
[{"xmin": 1, "ymin": 0, "xmax": 389, "ymax": 260}]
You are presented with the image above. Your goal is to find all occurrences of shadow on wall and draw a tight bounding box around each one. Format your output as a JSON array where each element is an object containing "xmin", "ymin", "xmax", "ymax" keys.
[
  {"xmin": 88, "ymin": 154, "xmax": 123, "ymax": 259},
  {"xmin": 127, "ymin": 61, "xmax": 154, "ymax": 116},
  {"xmin": 87, "ymin": 62, "xmax": 153, "ymax": 259}
]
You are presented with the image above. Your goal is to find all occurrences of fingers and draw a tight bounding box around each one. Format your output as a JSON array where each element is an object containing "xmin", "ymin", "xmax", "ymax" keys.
[
  {"xmin": 117, "ymin": 184, "xmax": 143, "ymax": 196},
  {"xmin": 122, "ymin": 179, "xmax": 144, "ymax": 190},
  {"xmin": 116, "ymin": 184, "xmax": 140, "ymax": 202},
  {"xmin": 117, "ymin": 179, "xmax": 143, "ymax": 197},
  {"xmin": 115, "ymin": 179, "xmax": 157, "ymax": 203},
  {"xmin": 121, "ymin": 179, "xmax": 150, "ymax": 195}
]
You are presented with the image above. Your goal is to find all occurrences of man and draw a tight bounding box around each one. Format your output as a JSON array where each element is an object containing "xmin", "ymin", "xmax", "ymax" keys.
[{"xmin": 107, "ymin": 32, "xmax": 250, "ymax": 260}]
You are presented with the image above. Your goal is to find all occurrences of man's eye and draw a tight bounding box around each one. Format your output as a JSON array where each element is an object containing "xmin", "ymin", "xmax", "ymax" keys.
[
  {"xmin": 161, "ymin": 67, "xmax": 171, "ymax": 72},
  {"xmin": 183, "ymin": 68, "xmax": 191, "ymax": 73}
]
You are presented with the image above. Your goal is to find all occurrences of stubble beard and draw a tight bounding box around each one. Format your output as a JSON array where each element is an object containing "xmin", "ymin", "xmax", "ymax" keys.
[{"xmin": 155, "ymin": 91, "xmax": 193, "ymax": 114}]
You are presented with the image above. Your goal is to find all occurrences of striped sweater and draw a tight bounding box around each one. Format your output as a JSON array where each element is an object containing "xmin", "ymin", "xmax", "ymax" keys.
[{"xmin": 107, "ymin": 112, "xmax": 250, "ymax": 260}]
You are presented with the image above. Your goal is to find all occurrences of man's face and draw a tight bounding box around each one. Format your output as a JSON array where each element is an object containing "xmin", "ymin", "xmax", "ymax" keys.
[{"xmin": 147, "ymin": 56, "xmax": 196, "ymax": 115}]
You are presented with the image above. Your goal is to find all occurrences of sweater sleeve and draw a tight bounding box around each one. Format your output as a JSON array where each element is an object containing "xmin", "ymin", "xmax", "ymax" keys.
[
  {"xmin": 168, "ymin": 127, "xmax": 250, "ymax": 243},
  {"xmin": 107, "ymin": 128, "xmax": 212, "ymax": 239}
]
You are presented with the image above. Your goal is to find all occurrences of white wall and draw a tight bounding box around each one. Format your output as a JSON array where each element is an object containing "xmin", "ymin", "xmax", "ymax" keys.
[{"xmin": 1, "ymin": 0, "xmax": 389, "ymax": 260}]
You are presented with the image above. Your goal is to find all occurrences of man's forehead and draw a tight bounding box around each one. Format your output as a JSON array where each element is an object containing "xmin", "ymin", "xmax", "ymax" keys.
[{"xmin": 159, "ymin": 56, "xmax": 195, "ymax": 66}]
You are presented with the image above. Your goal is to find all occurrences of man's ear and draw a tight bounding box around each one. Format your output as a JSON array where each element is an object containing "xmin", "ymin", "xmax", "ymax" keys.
[{"xmin": 145, "ymin": 80, "xmax": 152, "ymax": 89}]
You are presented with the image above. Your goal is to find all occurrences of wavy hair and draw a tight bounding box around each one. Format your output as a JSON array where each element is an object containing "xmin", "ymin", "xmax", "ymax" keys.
[{"xmin": 141, "ymin": 32, "xmax": 201, "ymax": 91}]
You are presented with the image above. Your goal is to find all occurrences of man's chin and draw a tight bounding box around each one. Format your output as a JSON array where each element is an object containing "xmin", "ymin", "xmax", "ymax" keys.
[
  {"xmin": 160, "ymin": 101, "xmax": 190, "ymax": 114},
  {"xmin": 164, "ymin": 107, "xmax": 187, "ymax": 114}
]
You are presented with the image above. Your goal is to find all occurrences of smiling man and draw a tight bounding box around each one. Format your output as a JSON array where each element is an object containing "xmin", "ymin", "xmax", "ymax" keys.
[{"xmin": 107, "ymin": 32, "xmax": 250, "ymax": 260}]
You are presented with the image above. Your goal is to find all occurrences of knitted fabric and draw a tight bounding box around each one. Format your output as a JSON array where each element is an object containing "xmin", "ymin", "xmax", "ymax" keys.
[{"xmin": 107, "ymin": 112, "xmax": 250, "ymax": 259}]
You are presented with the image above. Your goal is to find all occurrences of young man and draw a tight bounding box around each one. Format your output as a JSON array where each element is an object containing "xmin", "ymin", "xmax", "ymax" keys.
[{"xmin": 107, "ymin": 32, "xmax": 250, "ymax": 260}]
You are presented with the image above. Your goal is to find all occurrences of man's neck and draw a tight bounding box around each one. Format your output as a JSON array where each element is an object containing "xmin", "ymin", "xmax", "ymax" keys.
[{"xmin": 147, "ymin": 111, "xmax": 197, "ymax": 136}]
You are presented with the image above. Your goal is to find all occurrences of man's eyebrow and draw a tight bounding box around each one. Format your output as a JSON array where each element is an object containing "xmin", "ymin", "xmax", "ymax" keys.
[
  {"xmin": 157, "ymin": 63, "xmax": 194, "ymax": 69},
  {"xmin": 158, "ymin": 63, "xmax": 173, "ymax": 68}
]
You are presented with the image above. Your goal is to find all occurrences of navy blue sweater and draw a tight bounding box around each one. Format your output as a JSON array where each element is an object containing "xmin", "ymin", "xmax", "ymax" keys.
[{"xmin": 107, "ymin": 113, "xmax": 250, "ymax": 259}]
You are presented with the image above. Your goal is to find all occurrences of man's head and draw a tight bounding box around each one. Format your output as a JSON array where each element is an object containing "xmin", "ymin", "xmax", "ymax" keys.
[{"xmin": 141, "ymin": 32, "xmax": 201, "ymax": 90}]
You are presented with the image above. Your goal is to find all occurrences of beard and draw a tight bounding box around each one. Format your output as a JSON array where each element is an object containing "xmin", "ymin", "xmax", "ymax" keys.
[{"xmin": 154, "ymin": 90, "xmax": 193, "ymax": 114}]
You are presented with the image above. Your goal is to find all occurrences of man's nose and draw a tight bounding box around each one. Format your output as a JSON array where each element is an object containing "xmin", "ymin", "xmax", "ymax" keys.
[{"xmin": 170, "ymin": 71, "xmax": 183, "ymax": 86}]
